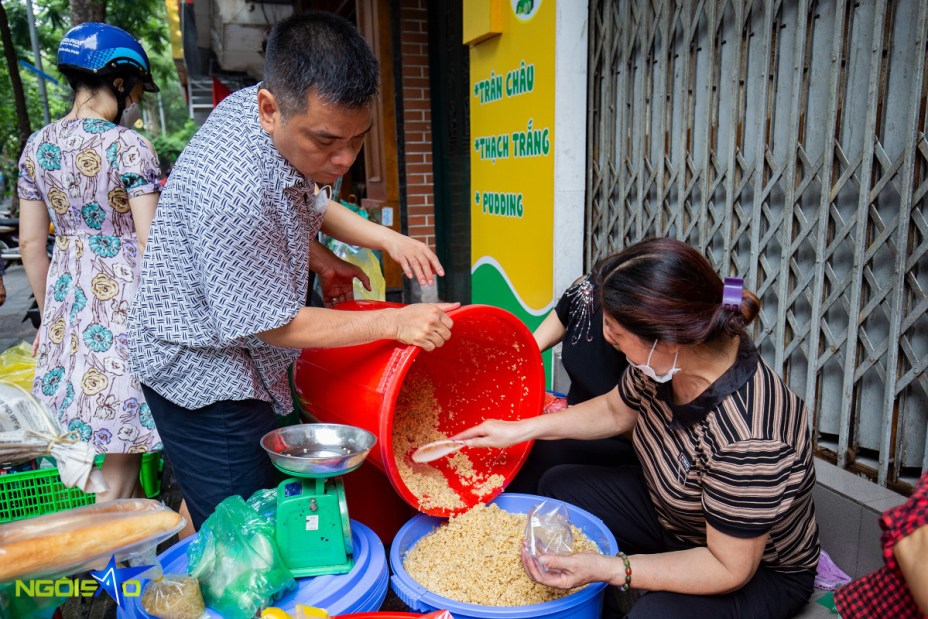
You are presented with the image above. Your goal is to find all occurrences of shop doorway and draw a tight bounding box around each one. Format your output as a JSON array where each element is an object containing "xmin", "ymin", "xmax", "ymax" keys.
[{"xmin": 428, "ymin": 0, "xmax": 471, "ymax": 304}]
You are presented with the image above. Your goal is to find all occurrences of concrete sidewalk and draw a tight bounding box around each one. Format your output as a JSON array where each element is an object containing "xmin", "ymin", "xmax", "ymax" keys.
[{"xmin": 0, "ymin": 263, "xmax": 37, "ymax": 352}]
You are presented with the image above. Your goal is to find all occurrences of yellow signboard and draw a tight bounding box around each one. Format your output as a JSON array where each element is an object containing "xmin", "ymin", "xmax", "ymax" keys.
[
  {"xmin": 467, "ymin": 0, "xmax": 555, "ymax": 328},
  {"xmin": 164, "ymin": 0, "xmax": 184, "ymax": 60}
]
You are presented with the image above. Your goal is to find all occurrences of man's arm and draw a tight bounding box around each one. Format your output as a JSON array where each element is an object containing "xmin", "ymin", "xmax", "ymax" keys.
[
  {"xmin": 256, "ymin": 302, "xmax": 459, "ymax": 352},
  {"xmin": 320, "ymin": 199, "xmax": 443, "ymax": 286}
]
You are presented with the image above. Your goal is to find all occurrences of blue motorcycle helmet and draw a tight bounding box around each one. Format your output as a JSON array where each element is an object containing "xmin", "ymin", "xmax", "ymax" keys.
[{"xmin": 57, "ymin": 22, "xmax": 159, "ymax": 93}]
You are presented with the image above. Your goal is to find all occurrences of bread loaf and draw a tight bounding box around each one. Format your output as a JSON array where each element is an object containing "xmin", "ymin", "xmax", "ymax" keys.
[{"xmin": 0, "ymin": 499, "xmax": 183, "ymax": 582}]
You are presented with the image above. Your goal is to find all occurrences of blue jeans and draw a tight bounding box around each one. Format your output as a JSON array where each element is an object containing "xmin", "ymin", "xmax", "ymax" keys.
[{"xmin": 141, "ymin": 385, "xmax": 280, "ymax": 529}]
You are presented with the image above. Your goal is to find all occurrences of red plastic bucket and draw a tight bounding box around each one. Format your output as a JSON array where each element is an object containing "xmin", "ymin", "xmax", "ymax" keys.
[{"xmin": 293, "ymin": 301, "xmax": 544, "ymax": 517}]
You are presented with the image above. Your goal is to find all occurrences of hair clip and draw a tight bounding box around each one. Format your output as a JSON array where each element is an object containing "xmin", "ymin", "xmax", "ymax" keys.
[{"xmin": 723, "ymin": 277, "xmax": 744, "ymax": 313}]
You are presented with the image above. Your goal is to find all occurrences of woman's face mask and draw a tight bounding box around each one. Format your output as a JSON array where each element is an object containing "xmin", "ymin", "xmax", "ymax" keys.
[
  {"xmin": 119, "ymin": 102, "xmax": 142, "ymax": 128},
  {"xmin": 627, "ymin": 340, "xmax": 681, "ymax": 383}
]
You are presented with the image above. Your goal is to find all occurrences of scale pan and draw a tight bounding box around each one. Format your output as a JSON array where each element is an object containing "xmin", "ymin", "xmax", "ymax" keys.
[{"xmin": 261, "ymin": 423, "xmax": 377, "ymax": 478}]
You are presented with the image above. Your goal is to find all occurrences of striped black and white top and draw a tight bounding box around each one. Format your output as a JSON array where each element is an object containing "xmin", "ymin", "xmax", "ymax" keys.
[{"xmin": 618, "ymin": 336, "xmax": 820, "ymax": 572}]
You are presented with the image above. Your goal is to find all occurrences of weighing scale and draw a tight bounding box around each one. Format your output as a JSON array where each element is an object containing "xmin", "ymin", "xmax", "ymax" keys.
[{"xmin": 261, "ymin": 423, "xmax": 376, "ymax": 578}]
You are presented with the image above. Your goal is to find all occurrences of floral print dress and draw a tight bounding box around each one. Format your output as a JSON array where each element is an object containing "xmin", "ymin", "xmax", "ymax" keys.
[{"xmin": 18, "ymin": 118, "xmax": 162, "ymax": 453}]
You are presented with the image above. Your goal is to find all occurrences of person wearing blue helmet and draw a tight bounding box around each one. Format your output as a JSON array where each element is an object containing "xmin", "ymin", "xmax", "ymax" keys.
[
  {"xmin": 56, "ymin": 21, "xmax": 159, "ymax": 123},
  {"xmin": 17, "ymin": 23, "xmax": 163, "ymax": 501}
]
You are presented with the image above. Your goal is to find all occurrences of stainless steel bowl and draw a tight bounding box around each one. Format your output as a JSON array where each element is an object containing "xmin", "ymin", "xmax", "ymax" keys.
[{"xmin": 261, "ymin": 423, "xmax": 377, "ymax": 478}]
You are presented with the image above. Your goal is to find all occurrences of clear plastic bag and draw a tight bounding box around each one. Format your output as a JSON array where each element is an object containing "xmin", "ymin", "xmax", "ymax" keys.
[
  {"xmin": 187, "ymin": 495, "xmax": 295, "ymax": 619},
  {"xmin": 524, "ymin": 500, "xmax": 574, "ymax": 573},
  {"xmin": 247, "ymin": 487, "xmax": 278, "ymax": 520},
  {"xmin": 0, "ymin": 381, "xmax": 107, "ymax": 493},
  {"xmin": 141, "ymin": 574, "xmax": 206, "ymax": 619},
  {"xmin": 0, "ymin": 499, "xmax": 185, "ymax": 582}
]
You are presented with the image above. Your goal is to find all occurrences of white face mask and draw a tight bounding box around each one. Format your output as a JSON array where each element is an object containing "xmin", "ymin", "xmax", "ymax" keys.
[
  {"xmin": 119, "ymin": 102, "xmax": 142, "ymax": 128},
  {"xmin": 628, "ymin": 340, "xmax": 681, "ymax": 383}
]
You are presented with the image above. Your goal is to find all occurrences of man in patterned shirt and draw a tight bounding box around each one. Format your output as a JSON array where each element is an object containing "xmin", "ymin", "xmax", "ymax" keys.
[{"xmin": 129, "ymin": 11, "xmax": 458, "ymax": 528}]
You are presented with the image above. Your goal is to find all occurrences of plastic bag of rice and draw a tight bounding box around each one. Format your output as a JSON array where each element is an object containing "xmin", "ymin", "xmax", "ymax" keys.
[{"xmin": 403, "ymin": 503, "xmax": 600, "ymax": 607}]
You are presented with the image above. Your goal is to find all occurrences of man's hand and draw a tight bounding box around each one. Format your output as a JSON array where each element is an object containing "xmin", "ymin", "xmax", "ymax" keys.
[
  {"xmin": 390, "ymin": 302, "xmax": 458, "ymax": 350},
  {"xmin": 318, "ymin": 256, "xmax": 370, "ymax": 307},
  {"xmin": 382, "ymin": 234, "xmax": 445, "ymax": 287},
  {"xmin": 310, "ymin": 240, "xmax": 371, "ymax": 307}
]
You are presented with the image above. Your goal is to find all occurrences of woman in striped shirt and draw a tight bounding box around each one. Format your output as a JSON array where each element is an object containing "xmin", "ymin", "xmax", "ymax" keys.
[{"xmin": 457, "ymin": 237, "xmax": 820, "ymax": 619}]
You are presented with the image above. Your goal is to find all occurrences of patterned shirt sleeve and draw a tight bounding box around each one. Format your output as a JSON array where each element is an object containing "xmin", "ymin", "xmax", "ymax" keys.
[
  {"xmin": 192, "ymin": 193, "xmax": 304, "ymax": 344},
  {"xmin": 118, "ymin": 130, "xmax": 162, "ymax": 198},
  {"xmin": 17, "ymin": 136, "xmax": 42, "ymax": 200},
  {"xmin": 703, "ymin": 439, "xmax": 800, "ymax": 538}
]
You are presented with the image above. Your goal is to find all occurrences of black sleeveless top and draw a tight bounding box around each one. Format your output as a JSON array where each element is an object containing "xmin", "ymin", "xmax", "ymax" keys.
[{"xmin": 554, "ymin": 276, "xmax": 629, "ymax": 404}]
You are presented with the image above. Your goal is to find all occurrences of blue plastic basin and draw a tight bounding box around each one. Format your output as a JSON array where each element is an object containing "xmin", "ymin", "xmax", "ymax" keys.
[
  {"xmin": 120, "ymin": 520, "xmax": 387, "ymax": 618},
  {"xmin": 390, "ymin": 493, "xmax": 619, "ymax": 619}
]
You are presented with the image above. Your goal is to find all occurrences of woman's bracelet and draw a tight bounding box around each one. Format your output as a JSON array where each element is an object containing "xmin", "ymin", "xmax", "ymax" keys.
[{"xmin": 617, "ymin": 551, "xmax": 632, "ymax": 591}]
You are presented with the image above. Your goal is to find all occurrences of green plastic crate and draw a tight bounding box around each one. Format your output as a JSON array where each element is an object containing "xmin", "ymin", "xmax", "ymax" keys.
[
  {"xmin": 0, "ymin": 452, "xmax": 164, "ymax": 524},
  {"xmin": 0, "ymin": 463, "xmax": 99, "ymax": 523}
]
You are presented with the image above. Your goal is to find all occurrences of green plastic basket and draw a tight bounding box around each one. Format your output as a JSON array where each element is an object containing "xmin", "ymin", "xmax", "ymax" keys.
[
  {"xmin": 0, "ymin": 452, "xmax": 164, "ymax": 524},
  {"xmin": 0, "ymin": 464, "xmax": 98, "ymax": 524}
]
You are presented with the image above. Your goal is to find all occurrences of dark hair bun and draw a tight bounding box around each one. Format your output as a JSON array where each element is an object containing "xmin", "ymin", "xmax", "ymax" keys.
[
  {"xmin": 717, "ymin": 289, "xmax": 760, "ymax": 336},
  {"xmin": 740, "ymin": 290, "xmax": 760, "ymax": 326}
]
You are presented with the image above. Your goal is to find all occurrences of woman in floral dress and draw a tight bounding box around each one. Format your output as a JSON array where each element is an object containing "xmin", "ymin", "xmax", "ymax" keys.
[{"xmin": 18, "ymin": 23, "xmax": 162, "ymax": 500}]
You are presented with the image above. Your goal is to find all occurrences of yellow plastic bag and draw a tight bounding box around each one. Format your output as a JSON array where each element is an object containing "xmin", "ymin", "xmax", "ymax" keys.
[
  {"xmin": 332, "ymin": 243, "xmax": 386, "ymax": 301},
  {"xmin": 0, "ymin": 341, "xmax": 36, "ymax": 391},
  {"xmin": 261, "ymin": 607, "xmax": 330, "ymax": 619}
]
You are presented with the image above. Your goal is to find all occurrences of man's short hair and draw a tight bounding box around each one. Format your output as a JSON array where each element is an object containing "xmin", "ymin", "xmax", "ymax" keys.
[{"xmin": 263, "ymin": 11, "xmax": 380, "ymax": 117}]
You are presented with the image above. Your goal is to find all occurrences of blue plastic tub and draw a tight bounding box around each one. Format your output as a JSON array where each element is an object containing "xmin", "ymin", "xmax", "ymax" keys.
[
  {"xmin": 120, "ymin": 520, "xmax": 388, "ymax": 618},
  {"xmin": 390, "ymin": 493, "xmax": 619, "ymax": 619}
]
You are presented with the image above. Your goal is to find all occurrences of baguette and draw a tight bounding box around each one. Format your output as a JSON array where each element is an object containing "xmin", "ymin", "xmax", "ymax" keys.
[{"xmin": 0, "ymin": 499, "xmax": 183, "ymax": 582}]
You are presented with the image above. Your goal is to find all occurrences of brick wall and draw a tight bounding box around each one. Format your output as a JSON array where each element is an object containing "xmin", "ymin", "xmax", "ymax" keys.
[{"xmin": 398, "ymin": 0, "xmax": 436, "ymax": 250}]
